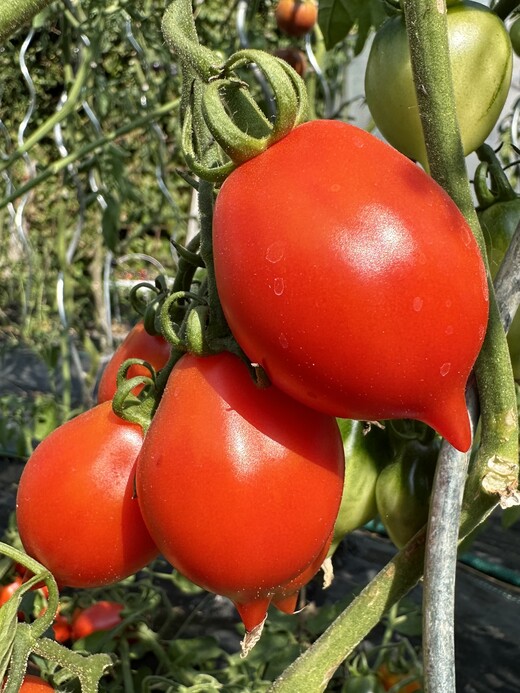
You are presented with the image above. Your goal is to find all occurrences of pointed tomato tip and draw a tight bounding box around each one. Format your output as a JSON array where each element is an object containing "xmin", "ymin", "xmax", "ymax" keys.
[
  {"xmin": 234, "ymin": 597, "xmax": 271, "ymax": 632},
  {"xmin": 273, "ymin": 591, "xmax": 299, "ymax": 615},
  {"xmin": 422, "ymin": 390, "xmax": 473, "ymax": 453}
]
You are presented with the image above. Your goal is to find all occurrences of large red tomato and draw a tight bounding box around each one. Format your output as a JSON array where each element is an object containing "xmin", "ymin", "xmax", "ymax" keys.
[
  {"xmin": 97, "ymin": 321, "xmax": 171, "ymax": 403},
  {"xmin": 136, "ymin": 352, "xmax": 344, "ymax": 631},
  {"xmin": 16, "ymin": 402, "xmax": 159, "ymax": 588},
  {"xmin": 212, "ymin": 120, "xmax": 489, "ymax": 452}
]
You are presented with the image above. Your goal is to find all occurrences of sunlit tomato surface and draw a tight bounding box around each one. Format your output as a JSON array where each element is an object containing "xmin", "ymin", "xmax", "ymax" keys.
[
  {"xmin": 16, "ymin": 402, "xmax": 158, "ymax": 588},
  {"xmin": 365, "ymin": 2, "xmax": 512, "ymax": 167},
  {"xmin": 97, "ymin": 321, "xmax": 171, "ymax": 403},
  {"xmin": 213, "ymin": 120, "xmax": 489, "ymax": 452},
  {"xmin": 275, "ymin": 0, "xmax": 318, "ymax": 37},
  {"xmin": 136, "ymin": 352, "xmax": 344, "ymax": 631},
  {"xmin": 71, "ymin": 601, "xmax": 124, "ymax": 640}
]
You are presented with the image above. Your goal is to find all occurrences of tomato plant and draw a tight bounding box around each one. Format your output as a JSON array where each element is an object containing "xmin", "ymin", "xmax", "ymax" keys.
[
  {"xmin": 136, "ymin": 351, "xmax": 344, "ymax": 632},
  {"xmin": 97, "ymin": 321, "xmax": 171, "ymax": 403},
  {"xmin": 365, "ymin": 2, "xmax": 512, "ymax": 167},
  {"xmin": 16, "ymin": 401, "xmax": 159, "ymax": 588},
  {"xmin": 213, "ymin": 119, "xmax": 488, "ymax": 453},
  {"xmin": 71, "ymin": 601, "xmax": 124, "ymax": 640},
  {"xmin": 275, "ymin": 0, "xmax": 317, "ymax": 37}
]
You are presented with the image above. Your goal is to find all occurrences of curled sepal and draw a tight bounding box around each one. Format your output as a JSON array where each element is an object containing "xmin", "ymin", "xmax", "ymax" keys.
[
  {"xmin": 202, "ymin": 49, "xmax": 309, "ymax": 166},
  {"xmin": 186, "ymin": 305, "xmax": 211, "ymax": 356},
  {"xmin": 112, "ymin": 364, "xmax": 157, "ymax": 433},
  {"xmin": 475, "ymin": 144, "xmax": 517, "ymax": 210},
  {"xmin": 129, "ymin": 274, "xmax": 170, "ymax": 336}
]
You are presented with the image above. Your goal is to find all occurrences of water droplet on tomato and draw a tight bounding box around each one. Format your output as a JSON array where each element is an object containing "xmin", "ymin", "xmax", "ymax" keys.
[
  {"xmin": 413, "ymin": 296, "xmax": 423, "ymax": 312},
  {"xmin": 440, "ymin": 362, "xmax": 451, "ymax": 377},
  {"xmin": 279, "ymin": 333, "xmax": 289, "ymax": 349},
  {"xmin": 445, "ymin": 325, "xmax": 454, "ymax": 335},
  {"xmin": 274, "ymin": 277, "xmax": 284, "ymax": 296},
  {"xmin": 266, "ymin": 241, "xmax": 284, "ymax": 263}
]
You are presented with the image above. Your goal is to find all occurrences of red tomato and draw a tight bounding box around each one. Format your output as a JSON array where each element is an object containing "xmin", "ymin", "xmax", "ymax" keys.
[
  {"xmin": 3, "ymin": 676, "xmax": 56, "ymax": 692},
  {"xmin": 16, "ymin": 402, "xmax": 159, "ymax": 588},
  {"xmin": 52, "ymin": 613, "xmax": 72, "ymax": 643},
  {"xmin": 275, "ymin": 0, "xmax": 318, "ymax": 37},
  {"xmin": 272, "ymin": 530, "xmax": 332, "ymax": 614},
  {"xmin": 378, "ymin": 663, "xmax": 422, "ymax": 692},
  {"xmin": 0, "ymin": 577, "xmax": 23, "ymax": 606},
  {"xmin": 273, "ymin": 47, "xmax": 307, "ymax": 77},
  {"xmin": 71, "ymin": 601, "xmax": 124, "ymax": 640},
  {"xmin": 97, "ymin": 321, "xmax": 171, "ymax": 403},
  {"xmin": 136, "ymin": 352, "xmax": 344, "ymax": 631},
  {"xmin": 213, "ymin": 120, "xmax": 489, "ymax": 453}
]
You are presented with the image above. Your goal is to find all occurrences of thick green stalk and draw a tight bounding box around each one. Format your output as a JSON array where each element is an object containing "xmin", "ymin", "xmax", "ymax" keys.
[{"xmin": 0, "ymin": 0, "xmax": 55, "ymax": 43}]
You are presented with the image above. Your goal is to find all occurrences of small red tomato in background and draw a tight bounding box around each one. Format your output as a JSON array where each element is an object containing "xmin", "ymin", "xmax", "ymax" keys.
[
  {"xmin": 52, "ymin": 612, "xmax": 72, "ymax": 643},
  {"xmin": 71, "ymin": 601, "xmax": 124, "ymax": 640},
  {"xmin": 213, "ymin": 120, "xmax": 489, "ymax": 453},
  {"xmin": 97, "ymin": 321, "xmax": 171, "ymax": 403},
  {"xmin": 275, "ymin": 0, "xmax": 318, "ymax": 37},
  {"xmin": 0, "ymin": 576, "xmax": 23, "ymax": 607},
  {"xmin": 16, "ymin": 401, "xmax": 159, "ymax": 588},
  {"xmin": 273, "ymin": 47, "xmax": 307, "ymax": 77},
  {"xmin": 136, "ymin": 352, "xmax": 344, "ymax": 632}
]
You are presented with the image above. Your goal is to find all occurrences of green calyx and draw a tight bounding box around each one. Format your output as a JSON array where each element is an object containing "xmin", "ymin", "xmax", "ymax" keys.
[{"xmin": 163, "ymin": 0, "xmax": 309, "ymax": 183}]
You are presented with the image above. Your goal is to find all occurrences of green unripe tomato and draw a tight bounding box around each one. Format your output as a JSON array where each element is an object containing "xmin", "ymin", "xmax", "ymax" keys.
[
  {"xmin": 329, "ymin": 420, "xmax": 391, "ymax": 556},
  {"xmin": 510, "ymin": 16, "xmax": 520, "ymax": 57},
  {"xmin": 479, "ymin": 199, "xmax": 520, "ymax": 381},
  {"xmin": 365, "ymin": 2, "xmax": 513, "ymax": 168},
  {"xmin": 375, "ymin": 437, "xmax": 440, "ymax": 549}
]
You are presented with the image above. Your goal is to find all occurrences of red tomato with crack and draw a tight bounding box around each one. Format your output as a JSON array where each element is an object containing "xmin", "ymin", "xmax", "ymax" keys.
[
  {"xmin": 97, "ymin": 321, "xmax": 171, "ymax": 403},
  {"xmin": 16, "ymin": 402, "xmax": 159, "ymax": 588},
  {"xmin": 213, "ymin": 120, "xmax": 489, "ymax": 452},
  {"xmin": 71, "ymin": 601, "xmax": 124, "ymax": 640},
  {"xmin": 136, "ymin": 352, "xmax": 344, "ymax": 631}
]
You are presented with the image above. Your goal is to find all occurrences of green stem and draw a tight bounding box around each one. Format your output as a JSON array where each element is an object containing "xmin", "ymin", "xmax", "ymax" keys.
[
  {"xmin": 0, "ymin": 99, "xmax": 180, "ymax": 210},
  {"xmin": 0, "ymin": 0, "xmax": 55, "ymax": 43}
]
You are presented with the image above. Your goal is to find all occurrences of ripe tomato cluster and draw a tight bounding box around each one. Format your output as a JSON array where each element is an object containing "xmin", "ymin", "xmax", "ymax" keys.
[{"xmin": 13, "ymin": 31, "xmax": 492, "ymax": 650}]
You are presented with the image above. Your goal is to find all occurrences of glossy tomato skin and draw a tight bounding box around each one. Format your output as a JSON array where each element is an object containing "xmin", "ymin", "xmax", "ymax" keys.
[
  {"xmin": 71, "ymin": 601, "xmax": 124, "ymax": 640},
  {"xmin": 136, "ymin": 352, "xmax": 344, "ymax": 629},
  {"xmin": 275, "ymin": 0, "xmax": 318, "ymax": 37},
  {"xmin": 97, "ymin": 321, "xmax": 171, "ymax": 403},
  {"xmin": 213, "ymin": 120, "xmax": 488, "ymax": 453},
  {"xmin": 365, "ymin": 2, "xmax": 512, "ymax": 167},
  {"xmin": 16, "ymin": 402, "xmax": 159, "ymax": 588}
]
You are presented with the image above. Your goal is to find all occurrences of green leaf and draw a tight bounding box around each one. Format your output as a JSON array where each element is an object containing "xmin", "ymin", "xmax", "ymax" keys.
[
  {"xmin": 0, "ymin": 600, "xmax": 23, "ymax": 682},
  {"xmin": 102, "ymin": 194, "xmax": 121, "ymax": 252},
  {"xmin": 319, "ymin": 0, "xmax": 387, "ymax": 53}
]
